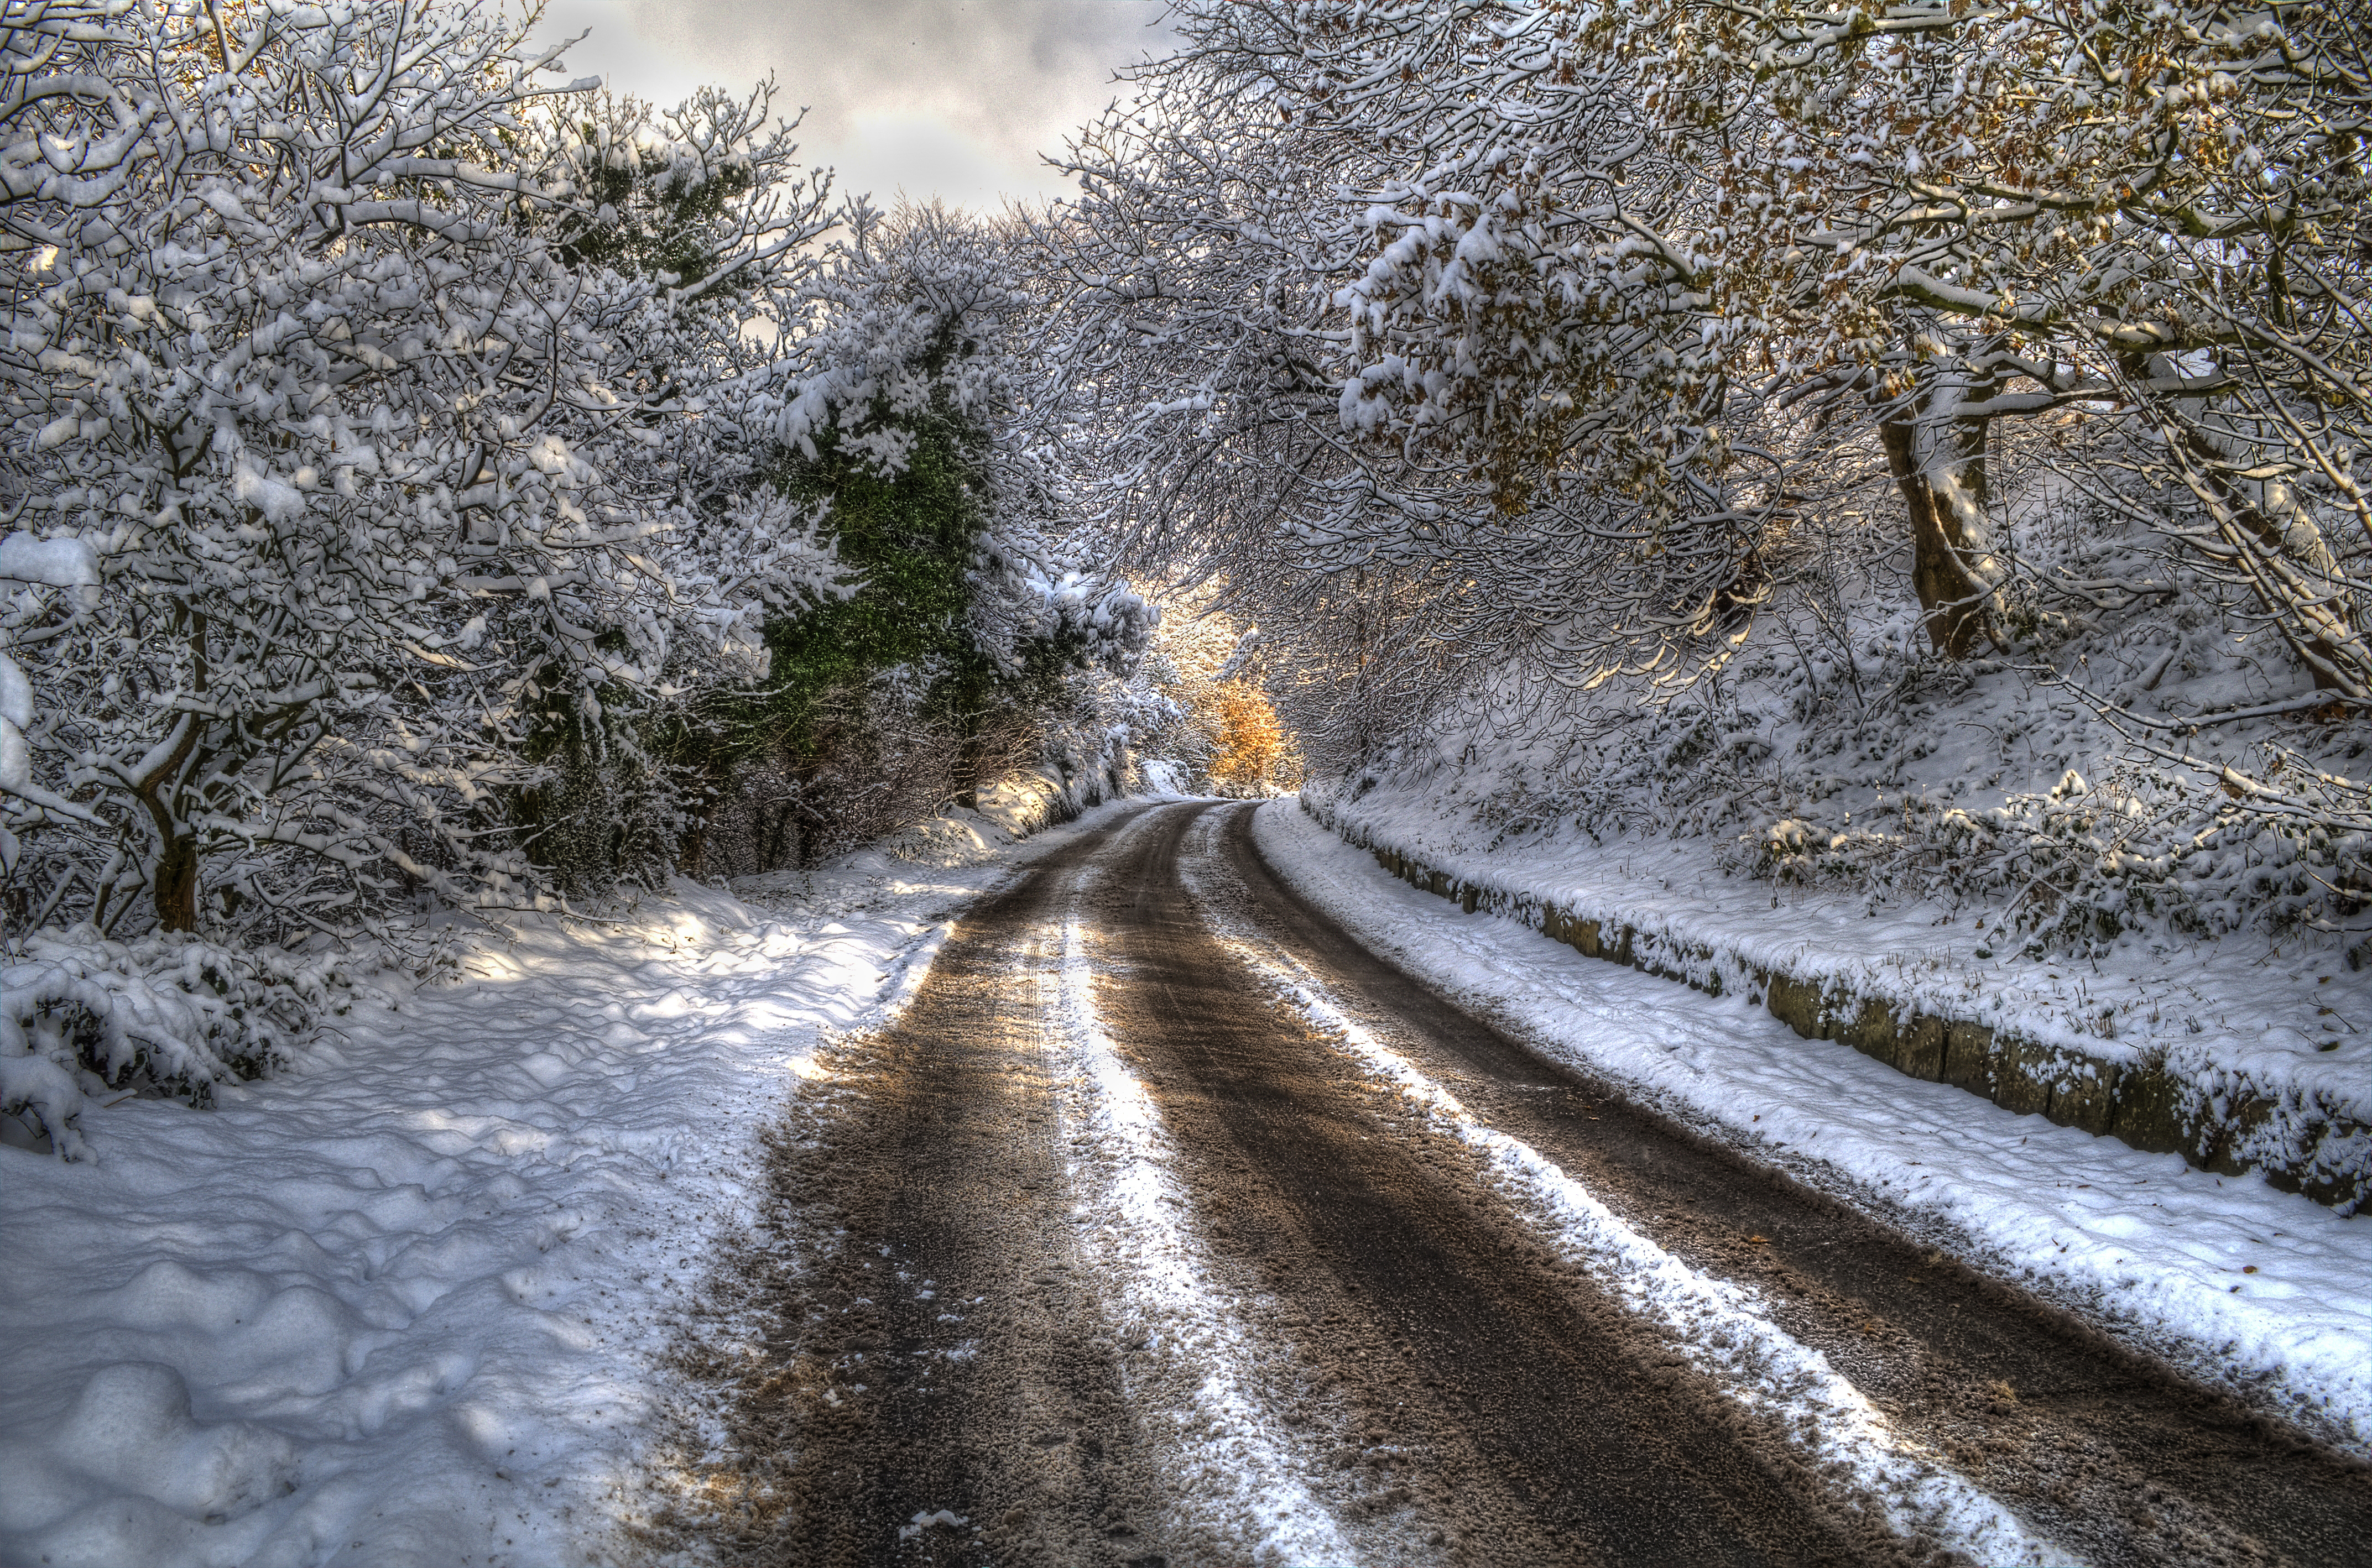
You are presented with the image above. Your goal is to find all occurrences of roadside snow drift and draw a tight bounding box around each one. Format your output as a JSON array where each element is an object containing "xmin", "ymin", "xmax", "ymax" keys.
[
  {"xmin": 1254, "ymin": 799, "xmax": 2372, "ymax": 1459},
  {"xmin": 0, "ymin": 803, "xmax": 1129, "ymax": 1568}
]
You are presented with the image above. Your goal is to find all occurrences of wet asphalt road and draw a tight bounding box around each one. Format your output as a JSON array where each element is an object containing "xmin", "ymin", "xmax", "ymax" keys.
[{"xmin": 679, "ymin": 801, "xmax": 2371, "ymax": 1567}]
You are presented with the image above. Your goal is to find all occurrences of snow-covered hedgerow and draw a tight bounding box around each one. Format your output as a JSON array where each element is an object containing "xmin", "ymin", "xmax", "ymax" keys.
[
  {"xmin": 1748, "ymin": 761, "xmax": 2372, "ymax": 958},
  {"xmin": 1415, "ymin": 656, "xmax": 2372, "ymax": 965},
  {"xmin": 0, "ymin": 3, "xmax": 841, "ymax": 947},
  {"xmin": 1, "ymin": 928, "xmax": 361, "ymax": 1158}
]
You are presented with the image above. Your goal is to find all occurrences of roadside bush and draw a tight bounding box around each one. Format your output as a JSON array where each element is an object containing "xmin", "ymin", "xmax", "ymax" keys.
[
  {"xmin": 1740, "ymin": 759, "xmax": 2369, "ymax": 954},
  {"xmin": 1, "ymin": 931, "xmax": 364, "ymax": 1157}
]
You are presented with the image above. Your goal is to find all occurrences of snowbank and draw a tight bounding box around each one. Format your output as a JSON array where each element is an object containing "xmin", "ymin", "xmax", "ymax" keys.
[
  {"xmin": 0, "ymin": 799, "xmax": 1134, "ymax": 1567},
  {"xmin": 1304, "ymin": 786, "xmax": 2372, "ymax": 1214},
  {"xmin": 1257, "ymin": 800, "xmax": 2372, "ymax": 1456}
]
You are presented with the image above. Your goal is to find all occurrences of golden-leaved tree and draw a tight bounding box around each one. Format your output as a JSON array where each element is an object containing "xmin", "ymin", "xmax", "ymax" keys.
[{"xmin": 1206, "ymin": 682, "xmax": 1300, "ymax": 797}]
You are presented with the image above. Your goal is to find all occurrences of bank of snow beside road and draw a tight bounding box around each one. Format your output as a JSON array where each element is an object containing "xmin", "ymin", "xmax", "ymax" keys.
[
  {"xmin": 0, "ymin": 801, "xmax": 1134, "ymax": 1568},
  {"xmin": 1252, "ymin": 799, "xmax": 2372, "ymax": 1458}
]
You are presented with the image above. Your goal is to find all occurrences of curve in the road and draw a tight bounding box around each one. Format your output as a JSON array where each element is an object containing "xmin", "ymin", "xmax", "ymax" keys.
[
  {"xmin": 684, "ymin": 798, "xmax": 2370, "ymax": 1568},
  {"xmin": 1092, "ymin": 801, "xmax": 1919, "ymax": 1566},
  {"xmin": 1209, "ymin": 801, "xmax": 2372, "ymax": 1568}
]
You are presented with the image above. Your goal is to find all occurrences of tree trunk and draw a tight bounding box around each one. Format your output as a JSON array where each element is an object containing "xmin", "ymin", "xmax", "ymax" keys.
[
  {"xmin": 153, "ymin": 834, "xmax": 199, "ymax": 932},
  {"xmin": 2197, "ymin": 462, "xmax": 2359, "ymax": 694},
  {"xmin": 1879, "ymin": 374, "xmax": 2004, "ymax": 658}
]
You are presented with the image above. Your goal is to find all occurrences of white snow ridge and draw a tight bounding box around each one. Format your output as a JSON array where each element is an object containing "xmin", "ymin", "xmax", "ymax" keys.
[{"xmin": 1045, "ymin": 825, "xmax": 1364, "ymax": 1564}]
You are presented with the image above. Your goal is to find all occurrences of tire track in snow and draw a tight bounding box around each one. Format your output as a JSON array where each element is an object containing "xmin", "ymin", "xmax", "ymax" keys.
[
  {"xmin": 1177, "ymin": 809, "xmax": 2072, "ymax": 1566},
  {"xmin": 1041, "ymin": 828, "xmax": 1372, "ymax": 1565},
  {"xmin": 656, "ymin": 806, "xmax": 1378, "ymax": 1565},
  {"xmin": 656, "ymin": 817, "xmax": 1167, "ymax": 1566},
  {"xmin": 1096, "ymin": 803, "xmax": 1906, "ymax": 1563}
]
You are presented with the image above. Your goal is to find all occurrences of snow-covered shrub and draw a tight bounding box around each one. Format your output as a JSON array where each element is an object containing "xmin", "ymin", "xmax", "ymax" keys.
[
  {"xmin": 1, "ymin": 928, "xmax": 360, "ymax": 1158},
  {"xmin": 0, "ymin": 3, "xmax": 841, "ymax": 943},
  {"xmin": 1744, "ymin": 764, "xmax": 2370, "ymax": 953}
]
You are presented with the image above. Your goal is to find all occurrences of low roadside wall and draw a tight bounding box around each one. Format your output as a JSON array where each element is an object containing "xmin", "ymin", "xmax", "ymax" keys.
[{"xmin": 1304, "ymin": 798, "xmax": 2370, "ymax": 1215}]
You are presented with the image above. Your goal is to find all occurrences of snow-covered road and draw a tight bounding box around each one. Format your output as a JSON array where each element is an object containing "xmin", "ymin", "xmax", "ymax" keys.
[
  {"xmin": 1251, "ymin": 801, "xmax": 2372, "ymax": 1460},
  {"xmin": 650, "ymin": 799, "xmax": 2368, "ymax": 1566},
  {"xmin": 4, "ymin": 796, "xmax": 2364, "ymax": 1566}
]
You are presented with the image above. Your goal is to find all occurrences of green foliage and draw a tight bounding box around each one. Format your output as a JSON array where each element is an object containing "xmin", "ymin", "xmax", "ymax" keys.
[
  {"xmin": 507, "ymin": 179, "xmax": 1131, "ymax": 882},
  {"xmin": 675, "ymin": 400, "xmax": 1101, "ymax": 873},
  {"xmin": 550, "ymin": 136, "xmax": 749, "ymax": 289},
  {"xmin": 760, "ymin": 412, "xmax": 994, "ymax": 746}
]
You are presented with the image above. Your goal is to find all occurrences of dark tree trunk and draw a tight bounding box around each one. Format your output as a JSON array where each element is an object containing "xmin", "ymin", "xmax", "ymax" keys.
[{"xmin": 154, "ymin": 834, "xmax": 199, "ymax": 932}]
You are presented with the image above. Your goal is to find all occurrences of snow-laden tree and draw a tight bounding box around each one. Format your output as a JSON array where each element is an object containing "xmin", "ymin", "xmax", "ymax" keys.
[
  {"xmin": 1030, "ymin": 33, "xmax": 1459, "ymax": 770},
  {"xmin": 1588, "ymin": 0, "xmax": 2372, "ymax": 669},
  {"xmin": 1041, "ymin": 0, "xmax": 1797, "ymax": 728},
  {"xmin": 525, "ymin": 82, "xmax": 839, "ymax": 515},
  {"xmin": 1037, "ymin": 62, "xmax": 1357, "ymax": 583},
  {"xmin": 2061, "ymin": 4, "xmax": 2372, "ymax": 703},
  {"xmin": 1599, "ymin": 0, "xmax": 2372, "ymax": 902},
  {"xmin": 664, "ymin": 203, "xmax": 1155, "ymax": 870},
  {"xmin": 0, "ymin": 2, "xmax": 840, "ymax": 939},
  {"xmin": 1999, "ymin": 0, "xmax": 2372, "ymax": 866},
  {"xmin": 763, "ymin": 206, "xmax": 1148, "ymax": 674},
  {"xmin": 1132, "ymin": 0, "xmax": 2024, "ymax": 667},
  {"xmin": 1062, "ymin": 0, "xmax": 2370, "ymax": 709}
]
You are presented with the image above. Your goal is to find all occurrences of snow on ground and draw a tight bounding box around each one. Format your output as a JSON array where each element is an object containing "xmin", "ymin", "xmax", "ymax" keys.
[
  {"xmin": 1044, "ymin": 845, "xmax": 1363, "ymax": 1564},
  {"xmin": 1253, "ymin": 800, "xmax": 2372, "ymax": 1459},
  {"xmin": 1188, "ymin": 814, "xmax": 2068, "ymax": 1565},
  {"xmin": 1320, "ymin": 764, "xmax": 2372, "ymax": 1147},
  {"xmin": 0, "ymin": 800, "xmax": 1135, "ymax": 1568}
]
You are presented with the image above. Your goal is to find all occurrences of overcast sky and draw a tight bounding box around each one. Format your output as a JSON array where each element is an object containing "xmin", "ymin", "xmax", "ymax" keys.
[{"xmin": 533, "ymin": 1, "xmax": 1175, "ymax": 212}]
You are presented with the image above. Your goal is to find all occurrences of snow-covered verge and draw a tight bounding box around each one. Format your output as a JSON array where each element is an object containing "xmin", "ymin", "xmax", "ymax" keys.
[
  {"xmin": 1185, "ymin": 816, "xmax": 2066, "ymax": 1564},
  {"xmin": 1302, "ymin": 771, "xmax": 2372, "ymax": 1214},
  {"xmin": 1254, "ymin": 800, "xmax": 2372, "ymax": 1457},
  {"xmin": 0, "ymin": 798, "xmax": 1135, "ymax": 1568}
]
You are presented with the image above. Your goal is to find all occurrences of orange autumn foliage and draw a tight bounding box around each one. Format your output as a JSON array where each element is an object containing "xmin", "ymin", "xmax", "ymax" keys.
[{"xmin": 1205, "ymin": 681, "xmax": 1300, "ymax": 796}]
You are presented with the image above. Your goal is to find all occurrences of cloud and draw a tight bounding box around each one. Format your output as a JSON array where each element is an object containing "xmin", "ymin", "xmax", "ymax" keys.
[{"xmin": 535, "ymin": 0, "xmax": 1172, "ymax": 209}]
